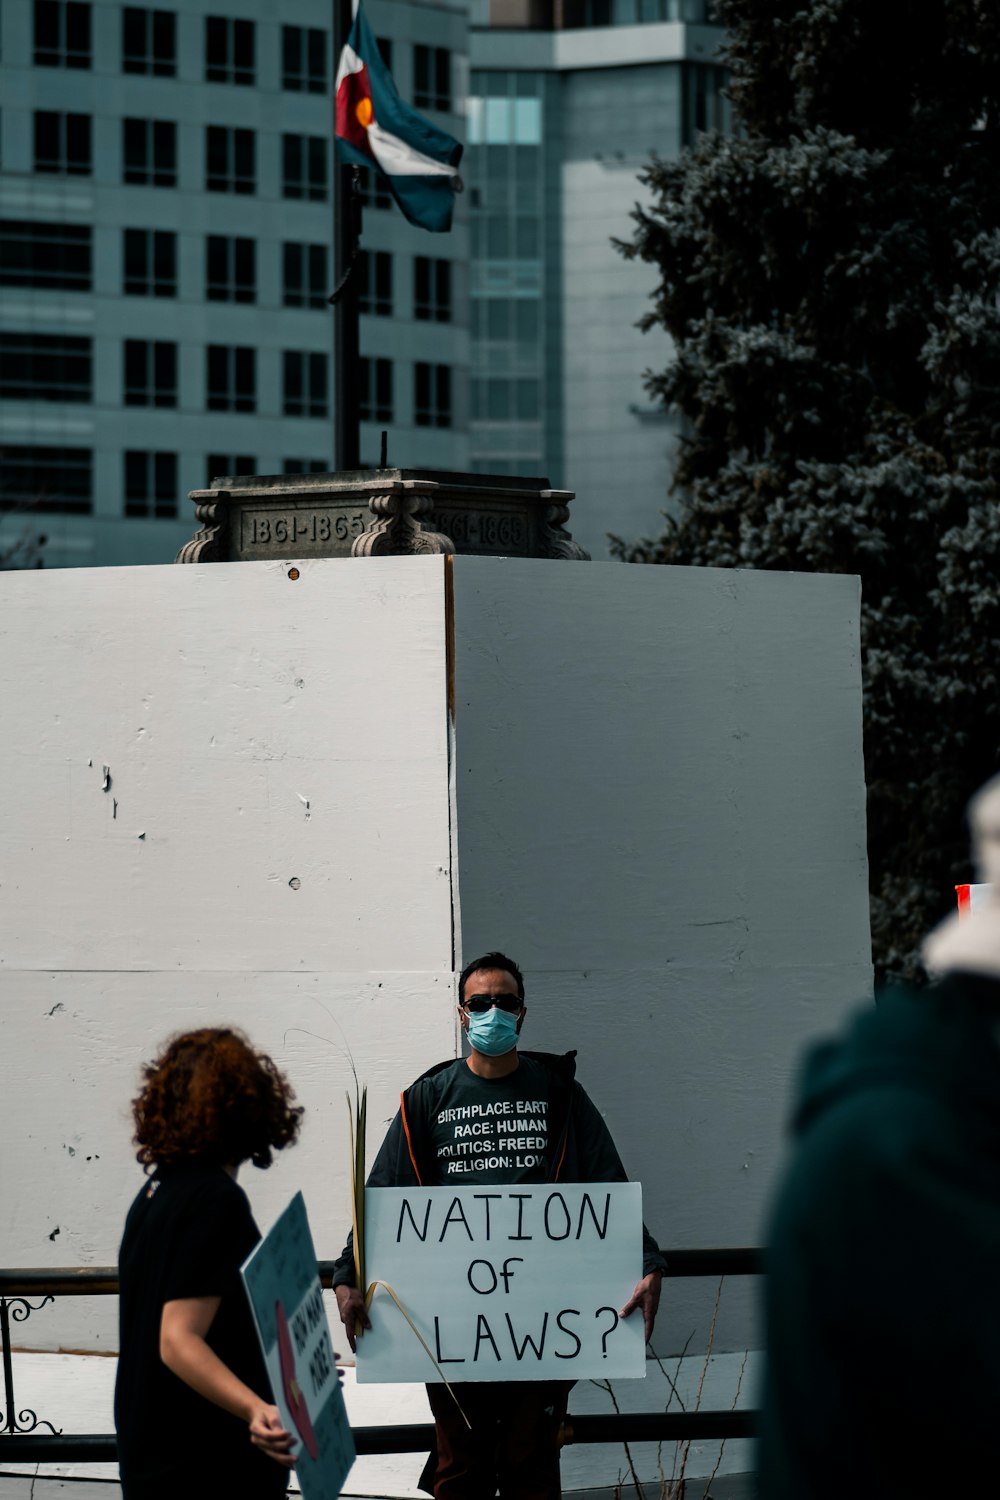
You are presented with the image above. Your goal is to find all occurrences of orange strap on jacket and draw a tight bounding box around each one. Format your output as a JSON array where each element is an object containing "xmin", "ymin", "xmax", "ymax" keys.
[{"xmin": 400, "ymin": 1091, "xmax": 423, "ymax": 1184}]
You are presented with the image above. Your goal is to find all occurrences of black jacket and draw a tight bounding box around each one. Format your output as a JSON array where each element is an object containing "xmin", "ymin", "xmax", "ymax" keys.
[
  {"xmin": 758, "ymin": 975, "xmax": 1000, "ymax": 1500},
  {"xmin": 332, "ymin": 1049, "xmax": 666, "ymax": 1286}
]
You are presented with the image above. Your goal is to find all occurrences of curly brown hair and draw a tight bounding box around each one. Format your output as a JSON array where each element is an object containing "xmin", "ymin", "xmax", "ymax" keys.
[{"xmin": 132, "ymin": 1028, "xmax": 303, "ymax": 1171}]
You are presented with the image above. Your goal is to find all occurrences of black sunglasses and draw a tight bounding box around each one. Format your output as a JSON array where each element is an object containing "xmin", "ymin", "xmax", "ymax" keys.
[{"xmin": 462, "ymin": 994, "xmax": 523, "ymax": 1015}]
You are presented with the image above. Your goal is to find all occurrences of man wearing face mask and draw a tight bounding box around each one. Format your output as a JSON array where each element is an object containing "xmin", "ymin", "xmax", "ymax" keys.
[{"xmin": 332, "ymin": 950, "xmax": 666, "ymax": 1499}]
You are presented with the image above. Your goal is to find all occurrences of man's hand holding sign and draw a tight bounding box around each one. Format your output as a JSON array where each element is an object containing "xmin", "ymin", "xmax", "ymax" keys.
[
  {"xmin": 333, "ymin": 952, "xmax": 666, "ymax": 1499},
  {"xmin": 620, "ymin": 1270, "xmax": 663, "ymax": 1347}
]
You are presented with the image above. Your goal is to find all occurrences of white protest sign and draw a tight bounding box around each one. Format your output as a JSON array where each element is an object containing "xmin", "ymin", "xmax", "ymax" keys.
[{"xmin": 356, "ymin": 1183, "xmax": 646, "ymax": 1383}]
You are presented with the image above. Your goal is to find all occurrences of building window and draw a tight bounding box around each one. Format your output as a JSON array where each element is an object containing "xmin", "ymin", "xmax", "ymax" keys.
[
  {"xmin": 283, "ymin": 243, "xmax": 327, "ymax": 310},
  {"xmin": 0, "ymin": 447, "xmax": 92, "ymax": 514},
  {"xmin": 414, "ymin": 45, "xmax": 450, "ymax": 111},
  {"xmin": 123, "ymin": 229, "xmax": 177, "ymax": 296},
  {"xmin": 415, "ymin": 362, "xmax": 452, "ymax": 428},
  {"xmin": 283, "ymin": 351, "xmax": 328, "ymax": 418},
  {"xmin": 206, "ymin": 236, "xmax": 255, "ymax": 302},
  {"xmin": 0, "ymin": 220, "xmax": 92, "ymax": 290},
  {"xmin": 124, "ymin": 450, "xmax": 177, "ymax": 517},
  {"xmin": 124, "ymin": 340, "xmax": 177, "ymax": 406},
  {"xmin": 206, "ymin": 126, "xmax": 255, "ymax": 193},
  {"xmin": 475, "ymin": 301, "xmax": 524, "ymax": 343},
  {"xmin": 205, "ymin": 16, "xmax": 255, "ymax": 84},
  {"xmin": 123, "ymin": 119, "xmax": 177, "ymax": 187},
  {"xmin": 122, "ymin": 7, "xmax": 176, "ymax": 75},
  {"xmin": 282, "ymin": 135, "xmax": 327, "ymax": 201},
  {"xmin": 0, "ymin": 334, "xmax": 92, "ymax": 402},
  {"xmin": 206, "ymin": 345, "xmax": 256, "ymax": 412},
  {"xmin": 282, "ymin": 26, "xmax": 326, "ymax": 93},
  {"xmin": 414, "ymin": 257, "xmax": 451, "ymax": 322},
  {"xmin": 564, "ymin": 0, "xmax": 708, "ymax": 21},
  {"xmin": 283, "ymin": 458, "xmax": 328, "ymax": 474},
  {"xmin": 207, "ymin": 453, "xmax": 255, "ymax": 483},
  {"xmin": 34, "ymin": 0, "xmax": 91, "ymax": 67},
  {"xmin": 358, "ymin": 251, "xmax": 392, "ymax": 317},
  {"xmin": 356, "ymin": 166, "xmax": 392, "ymax": 211},
  {"xmin": 360, "ymin": 358, "xmax": 393, "ymax": 423},
  {"xmin": 34, "ymin": 112, "xmax": 91, "ymax": 174}
]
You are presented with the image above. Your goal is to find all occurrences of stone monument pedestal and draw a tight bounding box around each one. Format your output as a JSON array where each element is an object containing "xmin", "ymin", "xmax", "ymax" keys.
[{"xmin": 176, "ymin": 468, "xmax": 590, "ymax": 563}]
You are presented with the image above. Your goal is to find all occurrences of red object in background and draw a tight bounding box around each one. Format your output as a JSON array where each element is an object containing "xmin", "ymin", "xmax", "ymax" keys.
[
  {"xmin": 956, "ymin": 884, "xmax": 972, "ymax": 915},
  {"xmin": 275, "ymin": 1298, "xmax": 319, "ymax": 1462}
]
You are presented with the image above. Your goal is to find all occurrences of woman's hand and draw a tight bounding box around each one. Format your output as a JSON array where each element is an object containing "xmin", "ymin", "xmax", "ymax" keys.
[
  {"xmin": 249, "ymin": 1403, "xmax": 297, "ymax": 1467},
  {"xmin": 161, "ymin": 1298, "xmax": 297, "ymax": 1468}
]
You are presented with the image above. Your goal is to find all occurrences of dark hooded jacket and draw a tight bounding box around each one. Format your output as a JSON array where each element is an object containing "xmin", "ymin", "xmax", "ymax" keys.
[
  {"xmin": 332, "ymin": 1049, "xmax": 666, "ymax": 1286},
  {"xmin": 758, "ymin": 975, "xmax": 1000, "ymax": 1500}
]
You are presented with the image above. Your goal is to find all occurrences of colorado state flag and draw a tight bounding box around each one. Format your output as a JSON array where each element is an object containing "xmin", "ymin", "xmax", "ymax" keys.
[{"xmin": 335, "ymin": 3, "xmax": 463, "ymax": 233}]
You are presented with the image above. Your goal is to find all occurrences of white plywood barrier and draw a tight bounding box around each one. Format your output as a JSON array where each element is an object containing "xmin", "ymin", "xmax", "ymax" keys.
[
  {"xmin": 1, "ymin": 971, "xmax": 455, "ymax": 1324},
  {"xmin": 452, "ymin": 560, "xmax": 868, "ymax": 977},
  {"xmin": 451, "ymin": 559, "xmax": 871, "ymax": 1355},
  {"xmin": 0, "ymin": 556, "xmax": 457, "ymax": 1350},
  {"xmin": 0, "ymin": 557, "xmax": 452, "ymax": 973},
  {"xmin": 0, "ymin": 553, "xmax": 869, "ymax": 1494}
]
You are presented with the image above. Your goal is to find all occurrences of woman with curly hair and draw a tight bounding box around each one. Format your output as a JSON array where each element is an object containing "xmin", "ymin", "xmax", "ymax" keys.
[{"xmin": 115, "ymin": 1027, "xmax": 305, "ymax": 1499}]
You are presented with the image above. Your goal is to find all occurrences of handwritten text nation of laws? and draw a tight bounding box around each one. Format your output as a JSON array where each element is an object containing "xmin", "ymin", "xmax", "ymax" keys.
[{"xmin": 394, "ymin": 1189, "xmax": 613, "ymax": 1246}]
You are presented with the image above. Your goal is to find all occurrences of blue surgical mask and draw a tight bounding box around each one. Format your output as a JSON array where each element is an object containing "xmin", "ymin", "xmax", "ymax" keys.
[{"xmin": 466, "ymin": 1006, "xmax": 520, "ymax": 1057}]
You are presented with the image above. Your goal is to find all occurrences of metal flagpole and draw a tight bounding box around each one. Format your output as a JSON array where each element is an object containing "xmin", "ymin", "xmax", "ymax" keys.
[{"xmin": 331, "ymin": 0, "xmax": 361, "ymax": 470}]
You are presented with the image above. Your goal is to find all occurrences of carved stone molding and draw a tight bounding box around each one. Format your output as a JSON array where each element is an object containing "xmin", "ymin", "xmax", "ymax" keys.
[
  {"xmin": 351, "ymin": 484, "xmax": 456, "ymax": 557},
  {"xmin": 541, "ymin": 491, "xmax": 591, "ymax": 561},
  {"xmin": 174, "ymin": 496, "xmax": 230, "ymax": 564}
]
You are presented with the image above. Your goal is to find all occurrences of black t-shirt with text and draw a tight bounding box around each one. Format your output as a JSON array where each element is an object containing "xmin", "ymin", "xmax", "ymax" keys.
[
  {"xmin": 428, "ymin": 1056, "xmax": 557, "ymax": 1184},
  {"xmin": 115, "ymin": 1163, "xmax": 286, "ymax": 1497}
]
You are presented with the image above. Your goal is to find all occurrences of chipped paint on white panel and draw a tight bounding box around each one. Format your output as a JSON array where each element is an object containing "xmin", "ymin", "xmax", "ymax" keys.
[
  {"xmin": 0, "ymin": 969, "xmax": 457, "ymax": 1351},
  {"xmin": 0, "ymin": 557, "xmax": 451, "ymax": 973},
  {"xmin": 0, "ymin": 555, "xmax": 458, "ymax": 1367}
]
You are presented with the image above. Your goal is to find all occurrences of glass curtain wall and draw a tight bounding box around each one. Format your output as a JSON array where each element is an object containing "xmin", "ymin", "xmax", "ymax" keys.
[{"xmin": 467, "ymin": 71, "xmax": 548, "ymax": 477}]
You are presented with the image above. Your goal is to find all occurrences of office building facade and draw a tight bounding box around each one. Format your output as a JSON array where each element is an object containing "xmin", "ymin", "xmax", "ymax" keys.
[
  {"xmin": 0, "ymin": 0, "xmax": 722, "ymax": 569},
  {"xmin": 467, "ymin": 0, "xmax": 726, "ymax": 556},
  {"xmin": 0, "ymin": 0, "xmax": 468, "ymax": 568}
]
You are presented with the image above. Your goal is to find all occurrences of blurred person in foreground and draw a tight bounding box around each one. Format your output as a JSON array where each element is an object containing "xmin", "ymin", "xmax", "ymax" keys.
[
  {"xmin": 759, "ymin": 776, "xmax": 1000, "ymax": 1499},
  {"xmin": 115, "ymin": 1027, "xmax": 304, "ymax": 1499}
]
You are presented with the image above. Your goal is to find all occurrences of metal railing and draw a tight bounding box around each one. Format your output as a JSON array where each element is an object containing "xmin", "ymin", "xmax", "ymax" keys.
[{"xmin": 1, "ymin": 1250, "xmax": 762, "ymax": 1461}]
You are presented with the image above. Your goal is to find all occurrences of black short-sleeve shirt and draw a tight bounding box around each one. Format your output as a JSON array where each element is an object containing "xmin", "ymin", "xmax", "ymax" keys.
[{"xmin": 115, "ymin": 1163, "xmax": 286, "ymax": 1498}]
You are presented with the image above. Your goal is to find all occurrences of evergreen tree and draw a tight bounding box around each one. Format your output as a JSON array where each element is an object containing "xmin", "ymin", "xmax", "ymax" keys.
[{"xmin": 616, "ymin": 0, "xmax": 1000, "ymax": 981}]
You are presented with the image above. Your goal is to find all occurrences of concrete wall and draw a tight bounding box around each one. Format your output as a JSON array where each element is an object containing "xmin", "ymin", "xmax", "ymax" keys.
[{"xmin": 0, "ymin": 554, "xmax": 870, "ymax": 1492}]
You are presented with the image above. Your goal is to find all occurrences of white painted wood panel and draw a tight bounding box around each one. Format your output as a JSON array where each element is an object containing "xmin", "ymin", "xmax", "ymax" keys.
[
  {"xmin": 451, "ymin": 558, "xmax": 871, "ymax": 1356},
  {"xmin": 452, "ymin": 559, "xmax": 868, "ymax": 976},
  {"xmin": 0, "ymin": 555, "xmax": 458, "ymax": 1365},
  {"xmin": 1, "ymin": 553, "xmax": 869, "ymax": 1497},
  {"xmin": 0, "ymin": 557, "xmax": 452, "ymax": 972},
  {"xmin": 0, "ymin": 969, "xmax": 456, "ymax": 1350}
]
